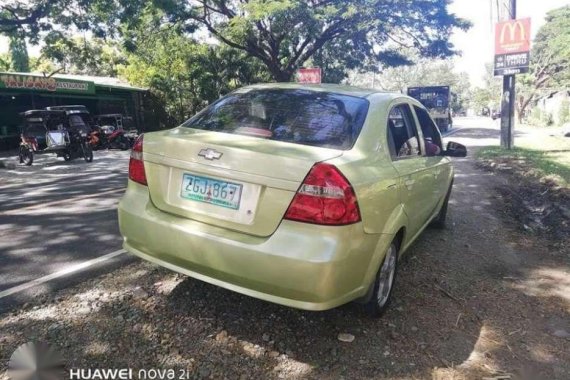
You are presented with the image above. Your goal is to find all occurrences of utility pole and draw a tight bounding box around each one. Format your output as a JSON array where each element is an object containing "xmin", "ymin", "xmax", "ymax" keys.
[{"xmin": 500, "ymin": 0, "xmax": 516, "ymax": 149}]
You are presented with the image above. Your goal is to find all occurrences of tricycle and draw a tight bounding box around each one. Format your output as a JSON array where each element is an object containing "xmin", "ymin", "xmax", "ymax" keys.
[{"xmin": 18, "ymin": 110, "xmax": 94, "ymax": 166}]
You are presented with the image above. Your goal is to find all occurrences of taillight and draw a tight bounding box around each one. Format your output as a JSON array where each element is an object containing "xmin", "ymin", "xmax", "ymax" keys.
[
  {"xmin": 284, "ymin": 163, "xmax": 361, "ymax": 225},
  {"xmin": 128, "ymin": 134, "xmax": 147, "ymax": 186}
]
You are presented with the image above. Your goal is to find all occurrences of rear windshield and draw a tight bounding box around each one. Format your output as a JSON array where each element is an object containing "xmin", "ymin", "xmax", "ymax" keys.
[{"xmin": 182, "ymin": 89, "xmax": 369, "ymax": 150}]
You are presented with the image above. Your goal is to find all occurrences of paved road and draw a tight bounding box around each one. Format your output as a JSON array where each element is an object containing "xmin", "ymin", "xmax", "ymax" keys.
[
  {"xmin": 0, "ymin": 149, "xmax": 135, "ymax": 312},
  {"xmin": 0, "ymin": 117, "xmax": 493, "ymax": 313}
]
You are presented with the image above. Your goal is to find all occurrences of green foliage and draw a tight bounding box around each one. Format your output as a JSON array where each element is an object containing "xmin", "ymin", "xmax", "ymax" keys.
[
  {"xmin": 528, "ymin": 107, "xmax": 555, "ymax": 127},
  {"xmin": 0, "ymin": 0, "xmax": 144, "ymax": 43},
  {"xmin": 347, "ymin": 57, "xmax": 472, "ymax": 112},
  {"xmin": 470, "ymin": 63, "xmax": 502, "ymax": 113},
  {"xmin": 0, "ymin": 52, "xmax": 12, "ymax": 71},
  {"xmin": 119, "ymin": 15, "xmax": 270, "ymax": 128},
  {"xmin": 516, "ymin": 6, "xmax": 570, "ymax": 122},
  {"xmin": 477, "ymin": 146, "xmax": 570, "ymax": 187},
  {"xmin": 559, "ymin": 99, "xmax": 570, "ymax": 126},
  {"xmin": 9, "ymin": 34, "xmax": 30, "ymax": 72},
  {"xmin": 529, "ymin": 107, "xmax": 543, "ymax": 125},
  {"xmin": 160, "ymin": 0, "xmax": 470, "ymax": 81},
  {"xmin": 533, "ymin": 6, "xmax": 570, "ymax": 89},
  {"xmin": 40, "ymin": 35, "xmax": 126, "ymax": 76}
]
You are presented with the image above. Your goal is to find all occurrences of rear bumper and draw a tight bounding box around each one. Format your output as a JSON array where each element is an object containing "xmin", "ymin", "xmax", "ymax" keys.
[{"xmin": 118, "ymin": 181, "xmax": 390, "ymax": 310}]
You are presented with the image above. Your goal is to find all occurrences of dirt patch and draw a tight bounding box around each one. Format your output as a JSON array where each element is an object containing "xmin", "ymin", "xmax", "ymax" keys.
[{"xmin": 477, "ymin": 158, "xmax": 570, "ymax": 250}]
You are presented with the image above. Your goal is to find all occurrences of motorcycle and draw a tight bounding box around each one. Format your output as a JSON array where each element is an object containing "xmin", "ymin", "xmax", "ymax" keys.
[{"xmin": 89, "ymin": 125, "xmax": 131, "ymax": 150}]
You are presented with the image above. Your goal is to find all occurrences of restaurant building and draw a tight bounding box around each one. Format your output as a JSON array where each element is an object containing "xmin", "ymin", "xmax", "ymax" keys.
[{"xmin": 0, "ymin": 72, "xmax": 147, "ymax": 150}]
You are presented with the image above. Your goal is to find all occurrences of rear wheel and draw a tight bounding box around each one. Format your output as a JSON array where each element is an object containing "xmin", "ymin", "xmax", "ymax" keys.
[
  {"xmin": 82, "ymin": 143, "xmax": 93, "ymax": 163},
  {"xmin": 119, "ymin": 136, "xmax": 130, "ymax": 150},
  {"xmin": 365, "ymin": 242, "xmax": 398, "ymax": 317},
  {"xmin": 19, "ymin": 146, "xmax": 33, "ymax": 166},
  {"xmin": 431, "ymin": 181, "xmax": 453, "ymax": 229},
  {"xmin": 63, "ymin": 152, "xmax": 72, "ymax": 161}
]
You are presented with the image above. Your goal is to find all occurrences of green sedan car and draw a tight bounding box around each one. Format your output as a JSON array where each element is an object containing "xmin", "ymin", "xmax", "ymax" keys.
[{"xmin": 118, "ymin": 83, "xmax": 466, "ymax": 316}]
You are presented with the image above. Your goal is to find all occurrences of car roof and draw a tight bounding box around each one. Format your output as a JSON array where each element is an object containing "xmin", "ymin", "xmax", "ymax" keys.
[
  {"xmin": 21, "ymin": 110, "xmax": 66, "ymax": 117},
  {"xmin": 46, "ymin": 105, "xmax": 87, "ymax": 110},
  {"xmin": 235, "ymin": 83, "xmax": 401, "ymax": 100}
]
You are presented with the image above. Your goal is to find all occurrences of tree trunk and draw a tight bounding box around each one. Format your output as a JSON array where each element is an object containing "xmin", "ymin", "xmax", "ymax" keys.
[{"xmin": 269, "ymin": 67, "xmax": 293, "ymax": 82}]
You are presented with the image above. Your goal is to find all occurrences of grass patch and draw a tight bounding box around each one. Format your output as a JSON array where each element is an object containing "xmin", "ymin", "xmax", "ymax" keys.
[{"xmin": 477, "ymin": 146, "xmax": 570, "ymax": 187}]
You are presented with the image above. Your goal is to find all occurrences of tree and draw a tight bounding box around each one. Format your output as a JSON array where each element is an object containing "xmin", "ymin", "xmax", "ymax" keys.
[
  {"xmin": 158, "ymin": 0, "xmax": 470, "ymax": 82},
  {"xmin": 40, "ymin": 35, "xmax": 126, "ymax": 76},
  {"xmin": 0, "ymin": 0, "xmax": 147, "ymax": 43},
  {"xmin": 470, "ymin": 62, "xmax": 501, "ymax": 114},
  {"xmin": 0, "ymin": 1, "xmax": 54, "ymax": 36},
  {"xmin": 8, "ymin": 33, "xmax": 30, "ymax": 71},
  {"xmin": 119, "ymin": 14, "xmax": 270, "ymax": 127},
  {"xmin": 0, "ymin": 52, "xmax": 11, "ymax": 70},
  {"xmin": 346, "ymin": 57, "xmax": 472, "ymax": 112},
  {"xmin": 516, "ymin": 5, "xmax": 570, "ymax": 123}
]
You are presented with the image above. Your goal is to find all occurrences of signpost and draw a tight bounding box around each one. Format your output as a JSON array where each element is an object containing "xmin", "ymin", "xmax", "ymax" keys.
[
  {"xmin": 296, "ymin": 68, "xmax": 322, "ymax": 84},
  {"xmin": 494, "ymin": 18, "xmax": 531, "ymax": 76},
  {"xmin": 494, "ymin": 0, "xmax": 530, "ymax": 149},
  {"xmin": 0, "ymin": 73, "xmax": 96, "ymax": 94}
]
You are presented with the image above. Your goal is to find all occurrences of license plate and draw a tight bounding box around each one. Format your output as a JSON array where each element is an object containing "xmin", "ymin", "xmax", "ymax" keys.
[{"xmin": 180, "ymin": 174, "xmax": 243, "ymax": 210}]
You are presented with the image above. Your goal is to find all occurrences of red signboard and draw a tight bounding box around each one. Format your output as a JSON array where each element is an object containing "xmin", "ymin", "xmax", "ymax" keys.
[
  {"xmin": 495, "ymin": 18, "xmax": 531, "ymax": 55},
  {"xmin": 494, "ymin": 18, "xmax": 531, "ymax": 76},
  {"xmin": 296, "ymin": 68, "xmax": 321, "ymax": 84}
]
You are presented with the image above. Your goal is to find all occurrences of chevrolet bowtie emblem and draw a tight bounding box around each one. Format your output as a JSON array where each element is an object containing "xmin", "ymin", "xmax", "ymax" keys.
[{"xmin": 198, "ymin": 148, "xmax": 223, "ymax": 160}]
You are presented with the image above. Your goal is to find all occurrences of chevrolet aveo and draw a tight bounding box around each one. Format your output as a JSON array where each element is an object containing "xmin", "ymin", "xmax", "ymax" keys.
[{"xmin": 118, "ymin": 84, "xmax": 467, "ymax": 317}]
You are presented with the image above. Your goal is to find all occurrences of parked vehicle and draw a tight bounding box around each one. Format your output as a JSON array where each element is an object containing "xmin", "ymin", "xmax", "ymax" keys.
[
  {"xmin": 45, "ymin": 105, "xmax": 96, "ymax": 134},
  {"xmin": 407, "ymin": 86, "xmax": 453, "ymax": 132},
  {"xmin": 89, "ymin": 125, "xmax": 131, "ymax": 150},
  {"xmin": 18, "ymin": 110, "xmax": 93, "ymax": 166},
  {"xmin": 118, "ymin": 84, "xmax": 466, "ymax": 316},
  {"xmin": 491, "ymin": 110, "xmax": 501, "ymax": 120},
  {"xmin": 90, "ymin": 114, "xmax": 135, "ymax": 150}
]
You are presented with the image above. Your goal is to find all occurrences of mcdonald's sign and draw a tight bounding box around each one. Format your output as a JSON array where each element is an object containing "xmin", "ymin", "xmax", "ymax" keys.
[
  {"xmin": 494, "ymin": 18, "xmax": 531, "ymax": 76},
  {"xmin": 495, "ymin": 18, "xmax": 531, "ymax": 55}
]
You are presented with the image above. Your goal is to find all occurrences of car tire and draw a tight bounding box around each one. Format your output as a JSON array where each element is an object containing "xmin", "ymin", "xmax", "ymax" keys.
[
  {"xmin": 119, "ymin": 136, "xmax": 130, "ymax": 150},
  {"xmin": 365, "ymin": 242, "xmax": 398, "ymax": 318},
  {"xmin": 63, "ymin": 152, "xmax": 72, "ymax": 161},
  {"xmin": 431, "ymin": 180, "xmax": 453, "ymax": 229},
  {"xmin": 19, "ymin": 147, "xmax": 33, "ymax": 166},
  {"xmin": 82, "ymin": 143, "xmax": 94, "ymax": 163}
]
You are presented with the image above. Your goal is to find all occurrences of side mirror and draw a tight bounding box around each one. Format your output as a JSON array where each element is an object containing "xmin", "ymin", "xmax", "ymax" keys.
[{"xmin": 443, "ymin": 141, "xmax": 467, "ymax": 157}]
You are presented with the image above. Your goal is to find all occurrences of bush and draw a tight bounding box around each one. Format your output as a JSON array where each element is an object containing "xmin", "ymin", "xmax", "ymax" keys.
[
  {"xmin": 558, "ymin": 99, "xmax": 570, "ymax": 126},
  {"xmin": 530, "ymin": 107, "xmax": 542, "ymax": 124}
]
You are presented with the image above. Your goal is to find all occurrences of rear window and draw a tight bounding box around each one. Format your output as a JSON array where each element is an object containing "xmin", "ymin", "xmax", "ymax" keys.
[{"xmin": 182, "ymin": 89, "xmax": 369, "ymax": 150}]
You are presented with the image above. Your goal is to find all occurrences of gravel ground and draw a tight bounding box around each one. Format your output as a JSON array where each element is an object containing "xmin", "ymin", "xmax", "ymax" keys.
[{"xmin": 1, "ymin": 142, "xmax": 569, "ymax": 379}]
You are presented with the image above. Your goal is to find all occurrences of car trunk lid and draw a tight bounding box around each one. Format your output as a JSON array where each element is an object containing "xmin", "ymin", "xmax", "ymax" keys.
[{"xmin": 142, "ymin": 128, "xmax": 344, "ymax": 237}]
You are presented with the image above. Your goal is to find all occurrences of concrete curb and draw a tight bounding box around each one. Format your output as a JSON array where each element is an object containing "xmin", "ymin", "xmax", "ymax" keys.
[{"xmin": 0, "ymin": 160, "xmax": 16, "ymax": 170}]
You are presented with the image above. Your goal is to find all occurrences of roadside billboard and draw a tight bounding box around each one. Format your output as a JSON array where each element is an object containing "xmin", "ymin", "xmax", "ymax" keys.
[
  {"xmin": 296, "ymin": 68, "xmax": 321, "ymax": 84},
  {"xmin": 494, "ymin": 18, "xmax": 531, "ymax": 76}
]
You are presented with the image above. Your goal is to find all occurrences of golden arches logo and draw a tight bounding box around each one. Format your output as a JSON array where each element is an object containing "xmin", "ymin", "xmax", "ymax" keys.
[{"xmin": 499, "ymin": 21, "xmax": 526, "ymax": 45}]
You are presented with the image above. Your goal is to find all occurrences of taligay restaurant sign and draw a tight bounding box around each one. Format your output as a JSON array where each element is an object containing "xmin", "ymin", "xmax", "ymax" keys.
[
  {"xmin": 0, "ymin": 73, "xmax": 96, "ymax": 94},
  {"xmin": 494, "ymin": 18, "xmax": 531, "ymax": 76}
]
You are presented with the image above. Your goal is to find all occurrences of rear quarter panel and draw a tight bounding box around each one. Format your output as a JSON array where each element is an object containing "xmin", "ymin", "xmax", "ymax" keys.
[{"xmin": 330, "ymin": 94, "xmax": 405, "ymax": 236}]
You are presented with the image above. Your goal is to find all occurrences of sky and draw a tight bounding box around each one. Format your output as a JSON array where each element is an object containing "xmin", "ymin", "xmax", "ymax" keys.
[
  {"xmin": 1, "ymin": 0, "xmax": 569, "ymax": 87},
  {"xmin": 449, "ymin": 0, "xmax": 570, "ymax": 87}
]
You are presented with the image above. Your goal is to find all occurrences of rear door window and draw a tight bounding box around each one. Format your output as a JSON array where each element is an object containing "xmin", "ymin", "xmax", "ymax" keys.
[
  {"xmin": 414, "ymin": 106, "xmax": 443, "ymax": 156},
  {"xmin": 182, "ymin": 89, "xmax": 369, "ymax": 150},
  {"xmin": 387, "ymin": 104, "xmax": 422, "ymax": 159}
]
